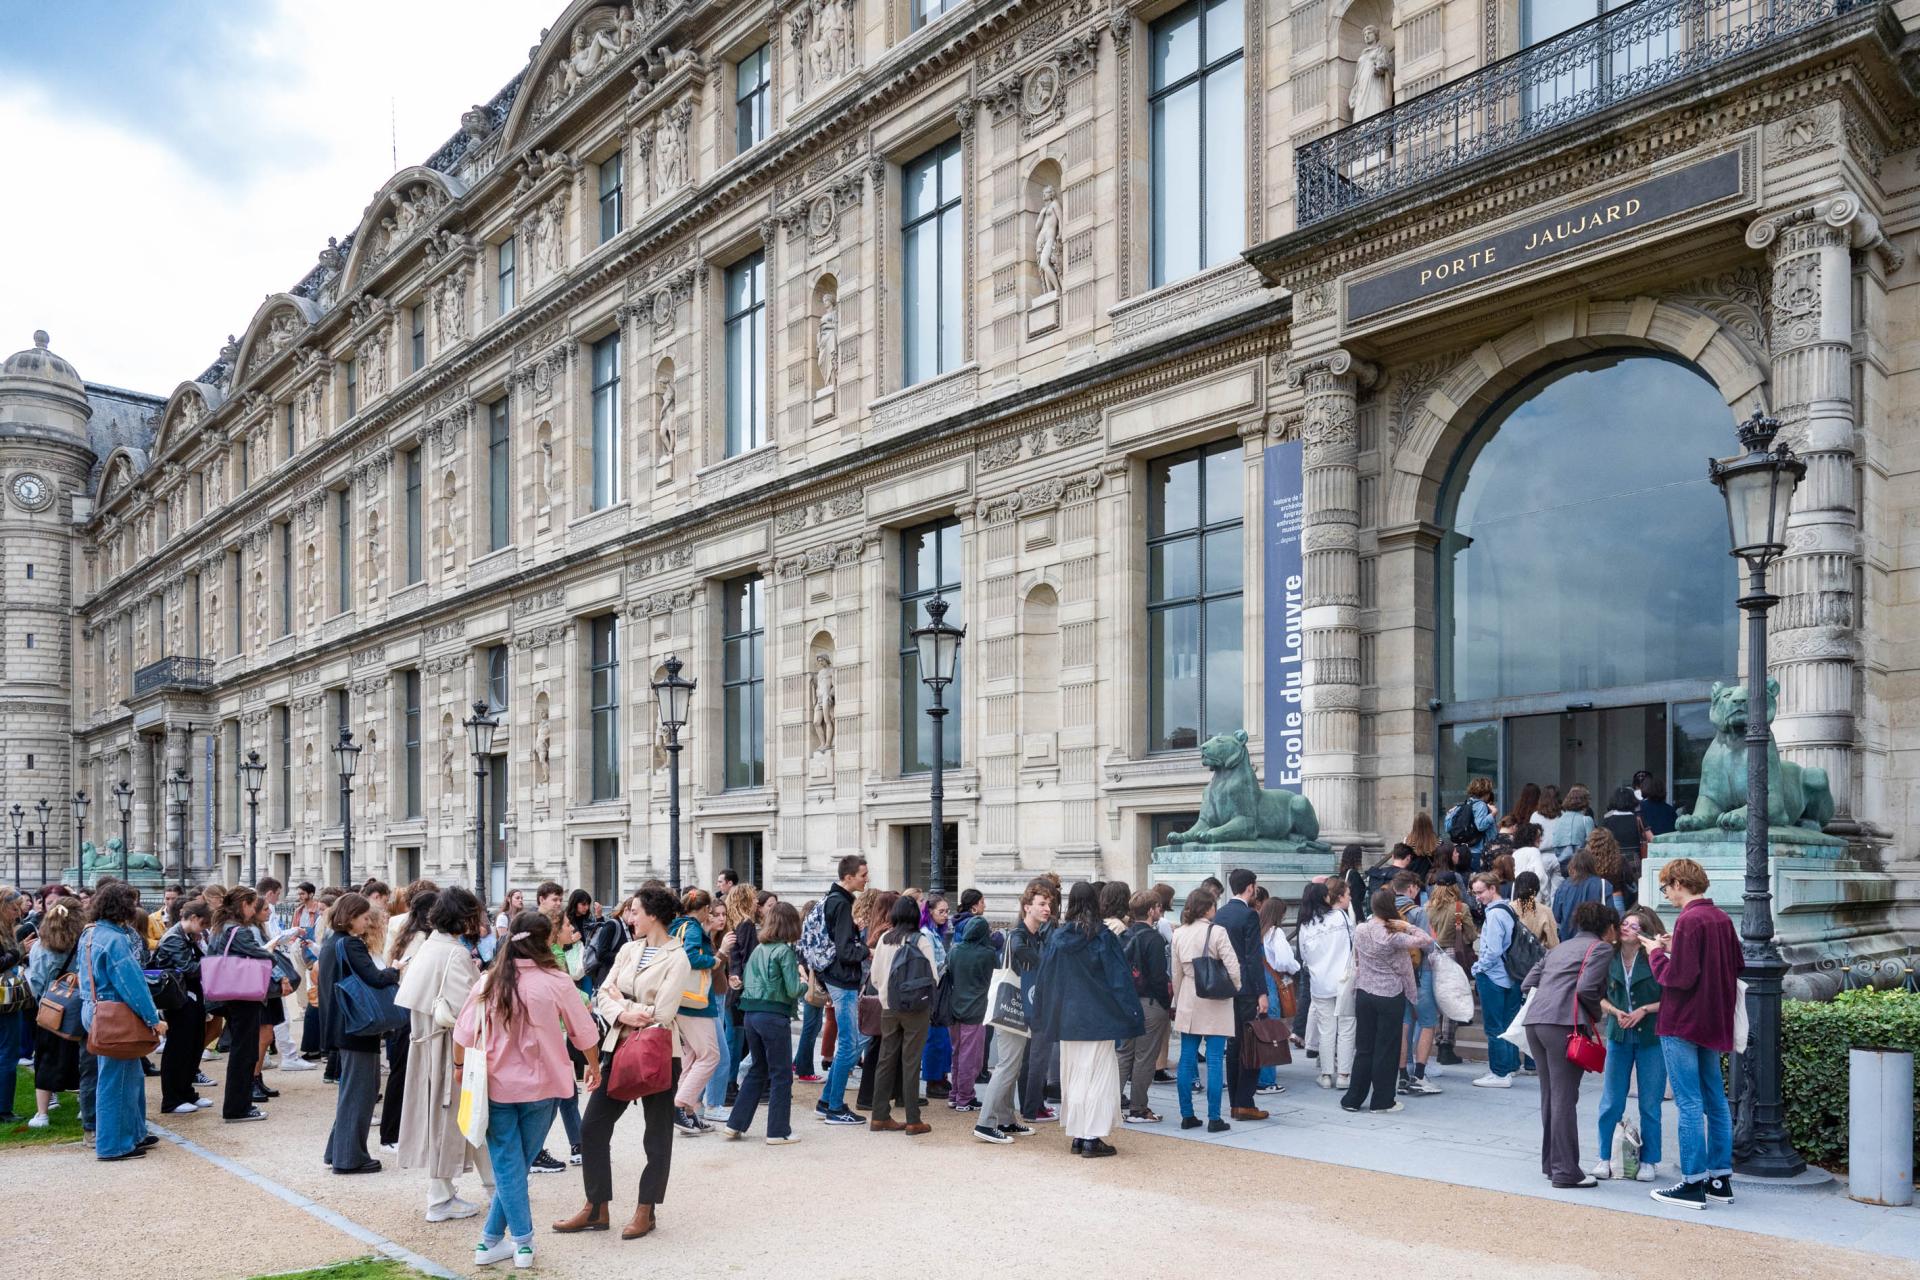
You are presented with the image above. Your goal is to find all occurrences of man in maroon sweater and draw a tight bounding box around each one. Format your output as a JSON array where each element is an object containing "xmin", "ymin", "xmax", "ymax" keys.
[{"xmin": 1642, "ymin": 857, "xmax": 1743, "ymax": 1210}]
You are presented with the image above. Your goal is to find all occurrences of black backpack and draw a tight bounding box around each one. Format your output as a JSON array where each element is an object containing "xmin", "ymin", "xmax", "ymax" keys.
[
  {"xmin": 886, "ymin": 934, "xmax": 936, "ymax": 1014},
  {"xmin": 1494, "ymin": 903, "xmax": 1545, "ymax": 985},
  {"xmin": 1446, "ymin": 800, "xmax": 1480, "ymax": 846}
]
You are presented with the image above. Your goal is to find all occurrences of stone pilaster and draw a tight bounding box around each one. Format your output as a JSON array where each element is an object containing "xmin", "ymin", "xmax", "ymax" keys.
[
  {"xmin": 1746, "ymin": 195, "xmax": 1871, "ymax": 828},
  {"xmin": 1287, "ymin": 350, "xmax": 1376, "ymax": 844}
]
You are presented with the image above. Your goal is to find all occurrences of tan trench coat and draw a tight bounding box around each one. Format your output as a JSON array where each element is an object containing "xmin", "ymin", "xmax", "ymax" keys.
[
  {"xmin": 393, "ymin": 932, "xmax": 492, "ymax": 1182},
  {"xmin": 1170, "ymin": 919, "xmax": 1243, "ymax": 1038}
]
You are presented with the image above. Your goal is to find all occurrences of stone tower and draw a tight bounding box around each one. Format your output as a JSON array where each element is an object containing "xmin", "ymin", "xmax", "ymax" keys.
[{"xmin": 0, "ymin": 332, "xmax": 94, "ymax": 884}]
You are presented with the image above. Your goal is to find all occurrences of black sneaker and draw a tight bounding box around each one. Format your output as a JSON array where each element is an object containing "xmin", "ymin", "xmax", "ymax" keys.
[
  {"xmin": 1650, "ymin": 1179, "xmax": 1708, "ymax": 1209},
  {"xmin": 820, "ymin": 1107, "xmax": 864, "ymax": 1127},
  {"xmin": 529, "ymin": 1149, "xmax": 566, "ymax": 1173},
  {"xmin": 1437, "ymin": 1047, "xmax": 1464, "ymax": 1066},
  {"xmin": 999, "ymin": 1121, "xmax": 1034, "ymax": 1137},
  {"xmin": 972, "ymin": 1124, "xmax": 1013, "ymax": 1144},
  {"xmin": 569, "ymin": 1144, "xmax": 583, "ymax": 1166},
  {"xmin": 1153, "ymin": 1069, "xmax": 1174, "ymax": 1083},
  {"xmin": 1207, "ymin": 1118, "xmax": 1231, "ymax": 1134},
  {"xmin": 1706, "ymin": 1176, "xmax": 1733, "ymax": 1204},
  {"xmin": 672, "ymin": 1110, "xmax": 710, "ymax": 1136},
  {"xmin": 194, "ymin": 1072, "xmax": 215, "ymax": 1088}
]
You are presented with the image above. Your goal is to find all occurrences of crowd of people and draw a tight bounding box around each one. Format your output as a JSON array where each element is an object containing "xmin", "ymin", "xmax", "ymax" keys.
[{"xmin": 0, "ymin": 770, "xmax": 1744, "ymax": 1265}]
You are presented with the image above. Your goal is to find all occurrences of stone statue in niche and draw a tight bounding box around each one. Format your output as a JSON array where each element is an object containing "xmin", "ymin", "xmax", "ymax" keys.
[
  {"xmin": 655, "ymin": 376, "xmax": 675, "ymax": 454},
  {"xmin": 810, "ymin": 654, "xmax": 837, "ymax": 754},
  {"xmin": 537, "ymin": 197, "xmax": 566, "ymax": 277},
  {"xmin": 365, "ymin": 510, "xmax": 383, "ymax": 595},
  {"xmin": 539, "ymin": 437, "xmax": 556, "ymax": 508},
  {"xmin": 1349, "ymin": 25, "xmax": 1394, "ymax": 122},
  {"xmin": 811, "ymin": 0, "xmax": 847, "ymax": 85},
  {"xmin": 437, "ymin": 273, "xmax": 467, "ymax": 344},
  {"xmin": 534, "ymin": 698, "xmax": 553, "ymax": 785},
  {"xmin": 440, "ymin": 730, "xmax": 456, "ymax": 806},
  {"xmin": 815, "ymin": 293, "xmax": 838, "ymax": 389},
  {"xmin": 1035, "ymin": 187, "xmax": 1063, "ymax": 296},
  {"xmin": 654, "ymin": 109, "xmax": 687, "ymax": 193}
]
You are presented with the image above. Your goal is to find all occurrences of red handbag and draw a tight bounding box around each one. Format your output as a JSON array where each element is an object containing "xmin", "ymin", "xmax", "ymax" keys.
[
  {"xmin": 606, "ymin": 1025, "xmax": 673, "ymax": 1101},
  {"xmin": 1564, "ymin": 943, "xmax": 1607, "ymax": 1074}
]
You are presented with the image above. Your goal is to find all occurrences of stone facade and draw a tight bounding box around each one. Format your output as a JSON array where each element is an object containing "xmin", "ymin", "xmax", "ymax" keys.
[{"xmin": 4, "ymin": 0, "xmax": 1918, "ymax": 939}]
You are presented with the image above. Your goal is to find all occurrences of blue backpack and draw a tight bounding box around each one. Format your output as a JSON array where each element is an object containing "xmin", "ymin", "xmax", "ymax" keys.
[{"xmin": 798, "ymin": 899, "xmax": 837, "ymax": 973}]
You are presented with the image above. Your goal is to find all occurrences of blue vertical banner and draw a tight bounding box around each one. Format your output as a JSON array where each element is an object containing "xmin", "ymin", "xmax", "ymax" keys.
[{"xmin": 1263, "ymin": 441, "xmax": 1305, "ymax": 792}]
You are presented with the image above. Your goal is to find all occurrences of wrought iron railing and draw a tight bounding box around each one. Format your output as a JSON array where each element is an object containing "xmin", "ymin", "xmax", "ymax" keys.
[
  {"xmin": 1295, "ymin": 0, "xmax": 1869, "ymax": 225},
  {"xmin": 133, "ymin": 655, "xmax": 214, "ymax": 697}
]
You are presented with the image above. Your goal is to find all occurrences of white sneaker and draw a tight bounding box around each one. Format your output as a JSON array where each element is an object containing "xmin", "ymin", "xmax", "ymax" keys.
[
  {"xmin": 1316, "ymin": 1074, "xmax": 1334, "ymax": 1089},
  {"xmin": 474, "ymin": 1240, "xmax": 516, "ymax": 1267},
  {"xmin": 513, "ymin": 1245, "xmax": 535, "ymax": 1270},
  {"xmin": 27, "ymin": 1113, "xmax": 49, "ymax": 1128},
  {"xmin": 1424, "ymin": 1064, "xmax": 1445, "ymax": 1079},
  {"xmin": 193, "ymin": 1098, "xmax": 214, "ymax": 1109},
  {"xmin": 378, "ymin": 1142, "xmax": 399, "ymax": 1154},
  {"xmin": 1471, "ymin": 1073, "xmax": 1512, "ymax": 1089},
  {"xmin": 1591, "ymin": 1158, "xmax": 1614, "ymax": 1180},
  {"xmin": 1636, "ymin": 1162, "xmax": 1660, "ymax": 1183},
  {"xmin": 765, "ymin": 1134, "xmax": 800, "ymax": 1146},
  {"xmin": 1335, "ymin": 1074, "xmax": 1351, "ymax": 1090},
  {"xmin": 427, "ymin": 1198, "xmax": 481, "ymax": 1222},
  {"xmin": 280, "ymin": 1056, "xmax": 318, "ymax": 1072},
  {"xmin": 168, "ymin": 1103, "xmax": 198, "ymax": 1116}
]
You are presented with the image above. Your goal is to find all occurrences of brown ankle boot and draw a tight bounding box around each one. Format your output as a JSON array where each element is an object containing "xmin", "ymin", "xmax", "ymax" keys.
[
  {"xmin": 621, "ymin": 1203, "xmax": 656, "ymax": 1240},
  {"xmin": 552, "ymin": 1201, "xmax": 609, "ymax": 1233}
]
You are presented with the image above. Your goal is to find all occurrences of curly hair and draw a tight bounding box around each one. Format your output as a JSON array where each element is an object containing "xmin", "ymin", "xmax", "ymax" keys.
[{"xmin": 1583, "ymin": 827, "xmax": 1624, "ymax": 888}]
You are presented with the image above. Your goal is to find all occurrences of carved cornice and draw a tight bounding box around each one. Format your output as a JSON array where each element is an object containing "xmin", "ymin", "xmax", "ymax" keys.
[
  {"xmin": 978, "ymin": 468, "xmax": 1103, "ymax": 524},
  {"xmin": 774, "ymin": 530, "xmax": 881, "ymax": 578}
]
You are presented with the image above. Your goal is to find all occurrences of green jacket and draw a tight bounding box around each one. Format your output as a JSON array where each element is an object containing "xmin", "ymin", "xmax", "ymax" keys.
[
  {"xmin": 739, "ymin": 940, "xmax": 802, "ymax": 1019},
  {"xmin": 1603, "ymin": 947, "xmax": 1662, "ymax": 1046}
]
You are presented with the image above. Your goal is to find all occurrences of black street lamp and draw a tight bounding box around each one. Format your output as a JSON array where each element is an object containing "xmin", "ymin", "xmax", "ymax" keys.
[
  {"xmin": 911, "ymin": 595, "xmax": 965, "ymax": 898},
  {"xmin": 240, "ymin": 749, "xmax": 266, "ymax": 887},
  {"xmin": 464, "ymin": 700, "xmax": 500, "ymax": 900},
  {"xmin": 71, "ymin": 791, "xmax": 89, "ymax": 881},
  {"xmin": 7, "ymin": 805, "xmax": 21, "ymax": 887},
  {"xmin": 651, "ymin": 655, "xmax": 695, "ymax": 894},
  {"xmin": 167, "ymin": 767, "xmax": 193, "ymax": 893},
  {"xmin": 1706, "ymin": 408, "xmax": 1808, "ymax": 1179},
  {"xmin": 112, "ymin": 779, "xmax": 133, "ymax": 883},
  {"xmin": 332, "ymin": 727, "xmax": 362, "ymax": 890},
  {"xmin": 34, "ymin": 799, "xmax": 50, "ymax": 888}
]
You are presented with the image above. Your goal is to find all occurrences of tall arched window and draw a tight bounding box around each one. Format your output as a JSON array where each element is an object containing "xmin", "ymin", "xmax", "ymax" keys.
[{"xmin": 1435, "ymin": 353, "xmax": 1738, "ymax": 813}]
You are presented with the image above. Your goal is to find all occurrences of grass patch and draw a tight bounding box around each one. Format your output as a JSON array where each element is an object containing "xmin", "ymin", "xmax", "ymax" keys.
[
  {"xmin": 0, "ymin": 1068, "xmax": 84, "ymax": 1146},
  {"xmin": 251, "ymin": 1260, "xmax": 436, "ymax": 1280}
]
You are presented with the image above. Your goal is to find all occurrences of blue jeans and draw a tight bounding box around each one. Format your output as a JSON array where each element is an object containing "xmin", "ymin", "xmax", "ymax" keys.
[
  {"xmin": 706, "ymin": 999, "xmax": 734, "ymax": 1108},
  {"xmin": 796, "ymin": 999, "xmax": 822, "ymax": 1075},
  {"xmin": 0, "ymin": 1008, "xmax": 19, "ymax": 1117},
  {"xmin": 1178, "ymin": 1033, "xmax": 1226, "ymax": 1121},
  {"xmin": 1258, "ymin": 972, "xmax": 1280, "ymax": 1088},
  {"xmin": 1662, "ymin": 1035, "xmax": 1731, "ymax": 1180},
  {"xmin": 728, "ymin": 1012, "xmax": 795, "ymax": 1138},
  {"xmin": 1597, "ymin": 1037, "xmax": 1666, "ymax": 1165},
  {"xmin": 95, "ymin": 1054, "xmax": 149, "ymax": 1158},
  {"xmin": 79, "ymin": 1046, "xmax": 98, "ymax": 1132},
  {"xmin": 1476, "ymin": 973, "xmax": 1521, "ymax": 1077},
  {"xmin": 483, "ymin": 1098, "xmax": 557, "ymax": 1245},
  {"xmin": 822, "ymin": 984, "xmax": 867, "ymax": 1112}
]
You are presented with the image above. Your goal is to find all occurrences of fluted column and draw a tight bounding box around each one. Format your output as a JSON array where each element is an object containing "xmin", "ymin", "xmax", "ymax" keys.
[
  {"xmin": 1287, "ymin": 350, "xmax": 1376, "ymax": 843},
  {"xmin": 1746, "ymin": 196, "xmax": 1871, "ymax": 828}
]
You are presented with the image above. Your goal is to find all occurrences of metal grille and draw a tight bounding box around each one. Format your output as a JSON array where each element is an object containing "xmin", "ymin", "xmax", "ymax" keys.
[{"xmin": 133, "ymin": 656, "xmax": 213, "ymax": 696}]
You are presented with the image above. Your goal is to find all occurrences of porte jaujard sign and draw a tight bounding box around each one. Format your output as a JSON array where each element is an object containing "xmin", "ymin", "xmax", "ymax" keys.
[
  {"xmin": 1263, "ymin": 441, "xmax": 1305, "ymax": 794},
  {"xmin": 1345, "ymin": 149, "xmax": 1744, "ymax": 323}
]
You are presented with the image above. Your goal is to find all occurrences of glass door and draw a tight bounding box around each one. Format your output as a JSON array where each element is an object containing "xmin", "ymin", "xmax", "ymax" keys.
[{"xmin": 1439, "ymin": 697, "xmax": 1703, "ymax": 825}]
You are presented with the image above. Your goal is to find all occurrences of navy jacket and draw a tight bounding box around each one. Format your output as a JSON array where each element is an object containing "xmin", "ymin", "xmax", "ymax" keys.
[
  {"xmin": 1214, "ymin": 897, "xmax": 1264, "ymax": 999},
  {"xmin": 819, "ymin": 882, "xmax": 868, "ymax": 990},
  {"xmin": 947, "ymin": 916, "xmax": 996, "ymax": 1025},
  {"xmin": 1031, "ymin": 923, "xmax": 1144, "ymax": 1044},
  {"xmin": 318, "ymin": 931, "xmax": 398, "ymax": 1054}
]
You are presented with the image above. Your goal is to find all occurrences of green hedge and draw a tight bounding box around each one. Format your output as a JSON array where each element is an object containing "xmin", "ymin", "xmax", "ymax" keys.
[{"xmin": 1782, "ymin": 988, "xmax": 1920, "ymax": 1168}]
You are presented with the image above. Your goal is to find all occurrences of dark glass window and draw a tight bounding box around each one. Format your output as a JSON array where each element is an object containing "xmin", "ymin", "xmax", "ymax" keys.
[
  {"xmin": 902, "ymin": 140, "xmax": 964, "ymax": 386},
  {"xmin": 488, "ymin": 399, "xmax": 511, "ymax": 550},
  {"xmin": 1147, "ymin": 439, "xmax": 1243, "ymax": 752},
  {"xmin": 735, "ymin": 45, "xmax": 770, "ymax": 153},
  {"xmin": 599, "ymin": 152, "xmax": 624, "ymax": 242},
  {"xmin": 1149, "ymin": 0, "xmax": 1244, "ymax": 286},
  {"xmin": 497, "ymin": 236, "xmax": 516, "ymax": 314},
  {"xmin": 590, "ymin": 616, "xmax": 621, "ymax": 801},
  {"xmin": 592, "ymin": 334, "xmax": 622, "ymax": 509},
  {"xmin": 486, "ymin": 645, "xmax": 510, "ymax": 712},
  {"xmin": 402, "ymin": 669, "xmax": 422, "ymax": 818},
  {"xmin": 404, "ymin": 448, "xmax": 423, "ymax": 585},
  {"xmin": 722, "ymin": 577, "xmax": 765, "ymax": 790},
  {"xmin": 900, "ymin": 519, "xmax": 963, "ymax": 773},
  {"xmin": 725, "ymin": 254, "xmax": 767, "ymax": 456}
]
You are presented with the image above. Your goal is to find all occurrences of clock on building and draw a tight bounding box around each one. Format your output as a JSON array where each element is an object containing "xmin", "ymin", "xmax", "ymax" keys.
[{"xmin": 9, "ymin": 471, "xmax": 52, "ymax": 511}]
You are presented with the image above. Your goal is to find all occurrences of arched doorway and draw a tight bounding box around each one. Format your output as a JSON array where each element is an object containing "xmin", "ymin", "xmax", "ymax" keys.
[{"xmin": 1434, "ymin": 352, "xmax": 1738, "ymax": 818}]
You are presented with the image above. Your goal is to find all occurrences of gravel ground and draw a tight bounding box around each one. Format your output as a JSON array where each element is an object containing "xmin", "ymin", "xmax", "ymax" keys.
[{"xmin": 14, "ymin": 1035, "xmax": 1919, "ymax": 1280}]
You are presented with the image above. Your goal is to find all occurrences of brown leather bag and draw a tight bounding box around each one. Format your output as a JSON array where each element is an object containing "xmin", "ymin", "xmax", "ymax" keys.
[
  {"xmin": 1239, "ymin": 1018, "xmax": 1293, "ymax": 1069},
  {"xmin": 82, "ymin": 929, "xmax": 160, "ymax": 1061}
]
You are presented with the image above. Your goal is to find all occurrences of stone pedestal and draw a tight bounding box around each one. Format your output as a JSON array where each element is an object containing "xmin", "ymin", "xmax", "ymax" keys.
[
  {"xmin": 812, "ymin": 388, "xmax": 836, "ymax": 422},
  {"xmin": 1026, "ymin": 292, "xmax": 1060, "ymax": 338},
  {"xmin": 1150, "ymin": 839, "xmax": 1336, "ymax": 907},
  {"xmin": 66, "ymin": 862, "xmax": 168, "ymax": 892},
  {"xmin": 1638, "ymin": 830, "xmax": 1897, "ymax": 981}
]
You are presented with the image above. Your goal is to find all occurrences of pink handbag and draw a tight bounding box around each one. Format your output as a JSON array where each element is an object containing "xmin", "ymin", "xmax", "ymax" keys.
[{"xmin": 201, "ymin": 928, "xmax": 272, "ymax": 1003}]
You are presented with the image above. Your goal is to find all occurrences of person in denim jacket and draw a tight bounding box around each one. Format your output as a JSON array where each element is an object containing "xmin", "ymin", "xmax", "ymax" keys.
[{"xmin": 80, "ymin": 882, "xmax": 164, "ymax": 1160}]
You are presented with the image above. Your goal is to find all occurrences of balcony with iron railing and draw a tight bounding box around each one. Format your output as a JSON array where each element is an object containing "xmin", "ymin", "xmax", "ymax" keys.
[
  {"xmin": 1294, "ymin": 0, "xmax": 1876, "ymax": 227},
  {"xmin": 132, "ymin": 656, "xmax": 214, "ymax": 698}
]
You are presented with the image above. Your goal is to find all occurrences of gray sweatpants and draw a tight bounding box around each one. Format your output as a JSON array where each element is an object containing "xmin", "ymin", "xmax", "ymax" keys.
[
  {"xmin": 1117, "ymin": 999, "xmax": 1171, "ymax": 1113},
  {"xmin": 976, "ymin": 1026, "xmax": 1029, "ymax": 1130}
]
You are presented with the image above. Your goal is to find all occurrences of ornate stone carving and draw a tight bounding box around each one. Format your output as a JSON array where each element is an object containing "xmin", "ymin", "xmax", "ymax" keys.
[
  {"xmin": 1349, "ymin": 26, "xmax": 1393, "ymax": 122},
  {"xmin": 531, "ymin": 7, "xmax": 638, "ymax": 123},
  {"xmin": 979, "ymin": 469, "xmax": 1103, "ymax": 523},
  {"xmin": 650, "ymin": 98, "xmax": 693, "ymax": 198},
  {"xmin": 976, "ymin": 26, "xmax": 1101, "ymax": 136},
  {"xmin": 365, "ymin": 183, "xmax": 448, "ymax": 271},
  {"xmin": 1035, "ymin": 186, "xmax": 1062, "ymax": 295},
  {"xmin": 433, "ymin": 269, "xmax": 468, "ymax": 346},
  {"xmin": 790, "ymin": 0, "xmax": 856, "ymax": 102},
  {"xmin": 810, "ymin": 653, "xmax": 836, "ymax": 754},
  {"xmin": 776, "ymin": 531, "xmax": 881, "ymax": 577}
]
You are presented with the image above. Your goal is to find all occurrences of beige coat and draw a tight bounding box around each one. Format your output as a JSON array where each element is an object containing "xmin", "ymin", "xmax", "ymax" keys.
[
  {"xmin": 595, "ymin": 936, "xmax": 693, "ymax": 1058},
  {"xmin": 1170, "ymin": 919, "xmax": 1242, "ymax": 1038},
  {"xmin": 393, "ymin": 932, "xmax": 490, "ymax": 1182}
]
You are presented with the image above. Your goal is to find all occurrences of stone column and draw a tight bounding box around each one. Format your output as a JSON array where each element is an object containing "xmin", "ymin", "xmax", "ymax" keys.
[
  {"xmin": 1287, "ymin": 350, "xmax": 1376, "ymax": 844},
  {"xmin": 1746, "ymin": 196, "xmax": 1868, "ymax": 828}
]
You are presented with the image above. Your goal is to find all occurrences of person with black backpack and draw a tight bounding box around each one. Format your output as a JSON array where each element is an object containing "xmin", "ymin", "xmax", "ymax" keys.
[
  {"xmin": 1469, "ymin": 870, "xmax": 1540, "ymax": 1088},
  {"xmin": 1444, "ymin": 777, "xmax": 1498, "ymax": 867},
  {"xmin": 1117, "ymin": 890, "xmax": 1172, "ymax": 1124},
  {"xmin": 867, "ymin": 895, "xmax": 938, "ymax": 1135},
  {"xmin": 1032, "ymin": 883, "xmax": 1144, "ymax": 1158}
]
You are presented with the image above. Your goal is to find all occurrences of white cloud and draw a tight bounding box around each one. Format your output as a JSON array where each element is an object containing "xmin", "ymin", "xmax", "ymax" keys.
[{"xmin": 0, "ymin": 0, "xmax": 538, "ymax": 395}]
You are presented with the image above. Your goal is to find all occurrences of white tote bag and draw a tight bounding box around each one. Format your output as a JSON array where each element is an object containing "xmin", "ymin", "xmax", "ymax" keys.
[
  {"xmin": 456, "ymin": 1006, "xmax": 490, "ymax": 1148},
  {"xmin": 1431, "ymin": 953, "xmax": 1475, "ymax": 1024},
  {"xmin": 984, "ymin": 935, "xmax": 1029, "ymax": 1038},
  {"xmin": 1497, "ymin": 987, "xmax": 1538, "ymax": 1053},
  {"xmin": 1731, "ymin": 978, "xmax": 1750, "ymax": 1049}
]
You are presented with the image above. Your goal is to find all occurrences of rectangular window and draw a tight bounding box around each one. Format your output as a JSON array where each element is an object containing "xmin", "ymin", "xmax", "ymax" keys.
[
  {"xmin": 225, "ymin": 720, "xmax": 241, "ymax": 834},
  {"xmin": 721, "ymin": 832, "xmax": 764, "ymax": 888},
  {"xmin": 335, "ymin": 487, "xmax": 352, "ymax": 615},
  {"xmin": 1147, "ymin": 439, "xmax": 1244, "ymax": 752},
  {"xmin": 591, "ymin": 334, "xmax": 623, "ymax": 509},
  {"xmin": 497, "ymin": 236, "xmax": 516, "ymax": 314},
  {"xmin": 734, "ymin": 44, "xmax": 770, "ymax": 153},
  {"xmin": 404, "ymin": 448, "xmax": 423, "ymax": 585},
  {"xmin": 276, "ymin": 705, "xmax": 291, "ymax": 828},
  {"xmin": 903, "ymin": 823, "xmax": 959, "ymax": 891},
  {"xmin": 284, "ymin": 402, "xmax": 296, "ymax": 459},
  {"xmin": 912, "ymin": 0, "xmax": 960, "ymax": 29},
  {"xmin": 237, "ymin": 437, "xmax": 250, "ymax": 492},
  {"xmin": 486, "ymin": 644, "xmax": 510, "ymax": 711},
  {"xmin": 487, "ymin": 398, "xmax": 511, "ymax": 551},
  {"xmin": 278, "ymin": 522, "xmax": 293, "ymax": 637},
  {"xmin": 899, "ymin": 519, "xmax": 963, "ymax": 773},
  {"xmin": 330, "ymin": 688, "xmax": 349, "ymax": 825},
  {"xmin": 902, "ymin": 139, "xmax": 964, "ymax": 387},
  {"xmin": 411, "ymin": 304, "xmax": 427, "ymax": 372},
  {"xmin": 724, "ymin": 253, "xmax": 767, "ymax": 457},
  {"xmin": 722, "ymin": 576, "xmax": 765, "ymax": 790},
  {"xmin": 589, "ymin": 616, "xmax": 621, "ymax": 801},
  {"xmin": 598, "ymin": 151, "xmax": 624, "ymax": 242},
  {"xmin": 188, "ymin": 571, "xmax": 201, "ymax": 658},
  {"xmin": 345, "ymin": 358, "xmax": 358, "ymax": 417},
  {"xmin": 588, "ymin": 837, "xmax": 620, "ymax": 905},
  {"xmin": 1149, "ymin": 0, "xmax": 1245, "ymax": 287},
  {"xmin": 402, "ymin": 669, "xmax": 422, "ymax": 819},
  {"xmin": 229, "ymin": 549, "xmax": 244, "ymax": 654}
]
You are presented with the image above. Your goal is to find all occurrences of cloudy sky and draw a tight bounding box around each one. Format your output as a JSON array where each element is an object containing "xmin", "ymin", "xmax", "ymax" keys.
[{"xmin": 0, "ymin": 1, "xmax": 543, "ymax": 395}]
